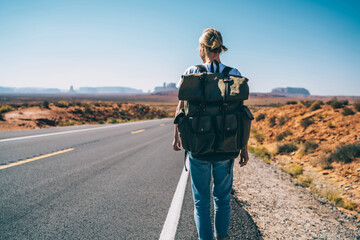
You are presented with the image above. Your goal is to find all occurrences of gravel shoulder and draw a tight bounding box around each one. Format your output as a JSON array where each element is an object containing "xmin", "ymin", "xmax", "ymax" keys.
[{"xmin": 232, "ymin": 154, "xmax": 360, "ymax": 240}]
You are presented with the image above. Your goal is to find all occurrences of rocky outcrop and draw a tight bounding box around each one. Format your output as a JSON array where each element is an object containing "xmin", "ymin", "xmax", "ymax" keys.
[{"xmin": 271, "ymin": 87, "xmax": 310, "ymax": 95}]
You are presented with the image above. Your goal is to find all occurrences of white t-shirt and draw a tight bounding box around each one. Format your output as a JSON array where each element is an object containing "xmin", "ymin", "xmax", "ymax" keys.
[{"xmin": 177, "ymin": 62, "xmax": 242, "ymax": 88}]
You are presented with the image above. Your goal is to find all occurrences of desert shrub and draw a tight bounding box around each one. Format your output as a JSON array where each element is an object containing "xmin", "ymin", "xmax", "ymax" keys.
[
  {"xmin": 27, "ymin": 102, "xmax": 38, "ymax": 107},
  {"xmin": 310, "ymin": 185, "xmax": 357, "ymax": 210},
  {"xmin": 342, "ymin": 201, "xmax": 357, "ymax": 210},
  {"xmin": 304, "ymin": 141, "xmax": 318, "ymax": 153},
  {"xmin": 0, "ymin": 105, "xmax": 14, "ymax": 113},
  {"xmin": 300, "ymin": 100, "xmax": 316, "ymax": 108},
  {"xmin": 0, "ymin": 112, "xmax": 4, "ymax": 121},
  {"xmin": 277, "ymin": 142, "xmax": 298, "ymax": 154},
  {"xmin": 84, "ymin": 105, "xmax": 93, "ymax": 114},
  {"xmin": 269, "ymin": 103, "xmax": 283, "ymax": 107},
  {"xmin": 71, "ymin": 108, "xmax": 84, "ymax": 115},
  {"xmin": 310, "ymin": 100, "xmax": 323, "ymax": 111},
  {"xmin": 120, "ymin": 110, "xmax": 127, "ymax": 117},
  {"xmin": 354, "ymin": 101, "xmax": 360, "ymax": 112},
  {"xmin": 98, "ymin": 120, "xmax": 105, "ymax": 124},
  {"xmin": 269, "ymin": 116, "xmax": 276, "ymax": 127},
  {"xmin": 55, "ymin": 101, "xmax": 69, "ymax": 108},
  {"xmin": 20, "ymin": 103, "xmax": 29, "ymax": 109},
  {"xmin": 94, "ymin": 101, "xmax": 102, "ymax": 107},
  {"xmin": 256, "ymin": 113, "xmax": 266, "ymax": 122},
  {"xmin": 57, "ymin": 120, "xmax": 77, "ymax": 126},
  {"xmin": 43, "ymin": 100, "xmax": 50, "ymax": 109},
  {"xmin": 74, "ymin": 102, "xmax": 82, "ymax": 107},
  {"xmin": 328, "ymin": 143, "xmax": 360, "ymax": 163},
  {"xmin": 9, "ymin": 103, "xmax": 21, "ymax": 108},
  {"xmin": 326, "ymin": 97, "xmax": 348, "ymax": 109},
  {"xmin": 296, "ymin": 175, "xmax": 313, "ymax": 187},
  {"xmin": 283, "ymin": 163, "xmax": 303, "ymax": 176},
  {"xmin": 342, "ymin": 107, "xmax": 355, "ymax": 116},
  {"xmin": 300, "ymin": 118, "xmax": 313, "ymax": 129},
  {"xmin": 278, "ymin": 115, "xmax": 290, "ymax": 126},
  {"xmin": 107, "ymin": 117, "xmax": 118, "ymax": 124},
  {"xmin": 326, "ymin": 190, "xmax": 344, "ymax": 205},
  {"xmin": 248, "ymin": 146, "xmax": 271, "ymax": 163},
  {"xmin": 250, "ymin": 129, "xmax": 265, "ymax": 143},
  {"xmin": 286, "ymin": 101, "xmax": 297, "ymax": 105},
  {"xmin": 299, "ymin": 141, "xmax": 318, "ymax": 157},
  {"xmin": 276, "ymin": 130, "xmax": 292, "ymax": 141}
]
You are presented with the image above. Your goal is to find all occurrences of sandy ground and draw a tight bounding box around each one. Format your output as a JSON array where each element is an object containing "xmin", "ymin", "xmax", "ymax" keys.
[{"xmin": 232, "ymin": 154, "xmax": 360, "ymax": 240}]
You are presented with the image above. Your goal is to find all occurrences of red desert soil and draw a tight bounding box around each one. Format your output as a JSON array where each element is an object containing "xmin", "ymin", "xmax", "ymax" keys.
[
  {"xmin": 249, "ymin": 103, "xmax": 360, "ymax": 219},
  {"xmin": 0, "ymin": 102, "xmax": 170, "ymax": 131}
]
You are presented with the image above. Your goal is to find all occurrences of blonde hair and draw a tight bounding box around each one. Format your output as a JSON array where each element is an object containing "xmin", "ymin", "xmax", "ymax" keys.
[{"xmin": 199, "ymin": 28, "xmax": 228, "ymax": 53}]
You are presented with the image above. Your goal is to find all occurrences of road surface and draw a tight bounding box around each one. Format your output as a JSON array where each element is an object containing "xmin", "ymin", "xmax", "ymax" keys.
[{"xmin": 0, "ymin": 119, "xmax": 261, "ymax": 239}]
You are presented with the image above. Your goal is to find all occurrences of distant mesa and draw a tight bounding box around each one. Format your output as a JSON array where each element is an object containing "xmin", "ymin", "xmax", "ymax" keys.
[
  {"xmin": 77, "ymin": 86, "xmax": 142, "ymax": 94},
  {"xmin": 0, "ymin": 86, "xmax": 142, "ymax": 94},
  {"xmin": 271, "ymin": 87, "xmax": 310, "ymax": 96},
  {"xmin": 152, "ymin": 82, "xmax": 178, "ymax": 95},
  {"xmin": 0, "ymin": 87, "xmax": 61, "ymax": 94},
  {"xmin": 154, "ymin": 82, "xmax": 178, "ymax": 93}
]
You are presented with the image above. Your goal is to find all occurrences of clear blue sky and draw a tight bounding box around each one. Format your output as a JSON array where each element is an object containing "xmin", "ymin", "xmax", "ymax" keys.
[{"xmin": 0, "ymin": 0, "xmax": 359, "ymax": 95}]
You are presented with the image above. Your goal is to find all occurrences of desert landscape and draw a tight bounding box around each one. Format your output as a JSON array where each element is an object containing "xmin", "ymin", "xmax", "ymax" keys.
[
  {"xmin": 248, "ymin": 98, "xmax": 360, "ymax": 221},
  {"xmin": 1, "ymin": 93, "xmax": 360, "ymax": 223}
]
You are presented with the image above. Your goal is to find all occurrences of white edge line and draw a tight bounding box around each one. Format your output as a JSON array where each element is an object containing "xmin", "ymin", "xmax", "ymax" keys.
[
  {"xmin": 0, "ymin": 118, "xmax": 170, "ymax": 143},
  {"xmin": 159, "ymin": 157, "xmax": 189, "ymax": 240}
]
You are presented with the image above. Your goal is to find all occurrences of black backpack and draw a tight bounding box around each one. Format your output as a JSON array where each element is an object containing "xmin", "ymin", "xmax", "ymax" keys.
[{"xmin": 174, "ymin": 61, "xmax": 254, "ymax": 166}]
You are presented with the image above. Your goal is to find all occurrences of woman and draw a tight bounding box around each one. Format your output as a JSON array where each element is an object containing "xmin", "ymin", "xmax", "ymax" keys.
[{"xmin": 173, "ymin": 28, "xmax": 249, "ymax": 240}]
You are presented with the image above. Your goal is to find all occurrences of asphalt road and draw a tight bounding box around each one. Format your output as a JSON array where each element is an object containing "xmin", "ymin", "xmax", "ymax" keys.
[{"xmin": 0, "ymin": 119, "xmax": 261, "ymax": 239}]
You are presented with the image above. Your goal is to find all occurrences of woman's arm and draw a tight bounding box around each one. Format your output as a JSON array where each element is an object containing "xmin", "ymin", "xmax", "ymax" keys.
[{"xmin": 172, "ymin": 100, "xmax": 184, "ymax": 151}]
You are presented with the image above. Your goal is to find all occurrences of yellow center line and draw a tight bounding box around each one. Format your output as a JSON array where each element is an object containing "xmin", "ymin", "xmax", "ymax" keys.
[
  {"xmin": 0, "ymin": 148, "xmax": 75, "ymax": 170},
  {"xmin": 131, "ymin": 129, "xmax": 145, "ymax": 134},
  {"xmin": 160, "ymin": 124, "xmax": 165, "ymax": 126}
]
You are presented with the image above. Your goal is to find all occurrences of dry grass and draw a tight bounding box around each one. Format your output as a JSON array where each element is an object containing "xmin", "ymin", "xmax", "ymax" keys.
[
  {"xmin": 248, "ymin": 145, "xmax": 271, "ymax": 164},
  {"xmin": 296, "ymin": 174, "xmax": 313, "ymax": 187},
  {"xmin": 282, "ymin": 163, "xmax": 303, "ymax": 176},
  {"xmin": 309, "ymin": 185, "xmax": 357, "ymax": 210}
]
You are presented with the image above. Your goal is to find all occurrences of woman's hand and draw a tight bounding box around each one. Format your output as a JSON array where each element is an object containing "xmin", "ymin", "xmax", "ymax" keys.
[
  {"xmin": 238, "ymin": 145, "xmax": 249, "ymax": 167},
  {"xmin": 172, "ymin": 136, "xmax": 182, "ymax": 151}
]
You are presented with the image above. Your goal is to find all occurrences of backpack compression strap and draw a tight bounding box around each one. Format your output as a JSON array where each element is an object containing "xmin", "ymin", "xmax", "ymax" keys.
[{"xmin": 222, "ymin": 66, "xmax": 233, "ymax": 75}]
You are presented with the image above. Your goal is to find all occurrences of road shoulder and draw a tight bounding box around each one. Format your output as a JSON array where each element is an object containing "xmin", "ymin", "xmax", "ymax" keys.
[{"xmin": 232, "ymin": 154, "xmax": 360, "ymax": 239}]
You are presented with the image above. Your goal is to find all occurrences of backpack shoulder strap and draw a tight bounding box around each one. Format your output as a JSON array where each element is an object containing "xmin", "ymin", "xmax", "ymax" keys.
[
  {"xmin": 222, "ymin": 66, "xmax": 233, "ymax": 75},
  {"xmin": 195, "ymin": 65, "xmax": 207, "ymax": 73}
]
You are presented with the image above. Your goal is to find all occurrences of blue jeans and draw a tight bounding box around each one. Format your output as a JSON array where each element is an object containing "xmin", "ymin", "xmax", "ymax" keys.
[{"xmin": 188, "ymin": 152, "xmax": 234, "ymax": 240}]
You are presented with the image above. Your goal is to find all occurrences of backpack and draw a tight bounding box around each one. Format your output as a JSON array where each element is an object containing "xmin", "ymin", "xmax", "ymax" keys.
[{"xmin": 174, "ymin": 61, "xmax": 254, "ymax": 165}]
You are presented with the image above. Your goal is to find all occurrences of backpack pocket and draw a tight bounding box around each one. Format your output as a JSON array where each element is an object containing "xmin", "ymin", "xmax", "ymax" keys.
[
  {"xmin": 188, "ymin": 115, "xmax": 215, "ymax": 155},
  {"xmin": 176, "ymin": 110, "xmax": 191, "ymax": 151},
  {"xmin": 237, "ymin": 105, "xmax": 254, "ymax": 149},
  {"xmin": 215, "ymin": 114, "xmax": 238, "ymax": 152}
]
